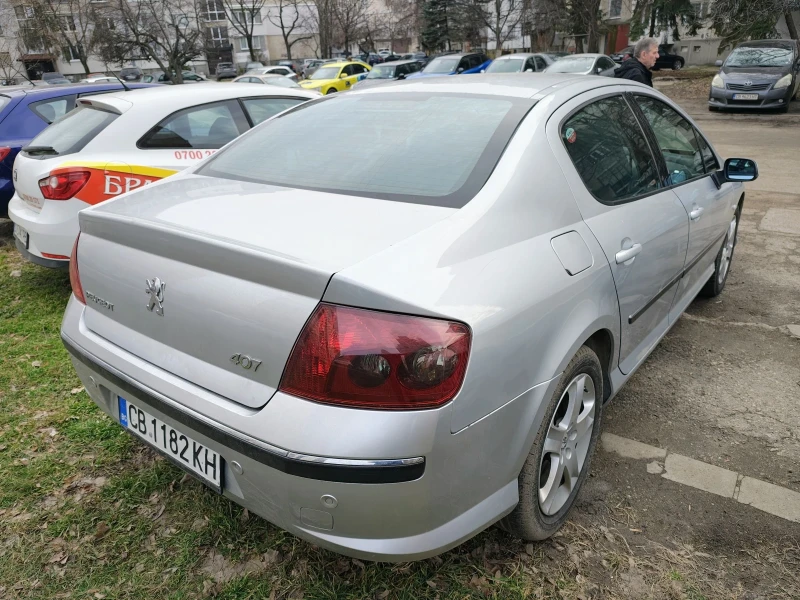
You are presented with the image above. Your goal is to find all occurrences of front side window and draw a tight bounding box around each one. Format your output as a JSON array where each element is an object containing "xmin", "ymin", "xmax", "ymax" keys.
[
  {"xmin": 25, "ymin": 106, "xmax": 117, "ymax": 157},
  {"xmin": 634, "ymin": 96, "xmax": 704, "ymax": 184},
  {"xmin": 199, "ymin": 93, "xmax": 533, "ymax": 207},
  {"xmin": 30, "ymin": 97, "xmax": 72, "ymax": 124},
  {"xmin": 562, "ymin": 95, "xmax": 659, "ymax": 204},
  {"xmin": 310, "ymin": 66, "xmax": 340, "ymax": 80},
  {"xmin": 138, "ymin": 101, "xmax": 246, "ymax": 149},
  {"xmin": 241, "ymin": 97, "xmax": 306, "ymax": 125}
]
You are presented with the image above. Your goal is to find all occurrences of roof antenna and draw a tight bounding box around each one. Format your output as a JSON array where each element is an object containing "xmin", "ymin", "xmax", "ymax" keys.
[{"xmin": 109, "ymin": 68, "xmax": 132, "ymax": 91}]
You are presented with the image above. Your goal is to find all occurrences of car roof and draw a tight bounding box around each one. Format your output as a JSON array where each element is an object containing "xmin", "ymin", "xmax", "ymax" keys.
[
  {"xmin": 76, "ymin": 82, "xmax": 318, "ymax": 112},
  {"xmin": 561, "ymin": 53, "xmax": 604, "ymax": 59},
  {"xmin": 323, "ymin": 61, "xmax": 369, "ymax": 68},
  {"xmin": 380, "ymin": 59, "xmax": 421, "ymax": 66},
  {"xmin": 351, "ymin": 73, "xmax": 628, "ymax": 99},
  {"xmin": 0, "ymin": 82, "xmax": 151, "ymax": 100}
]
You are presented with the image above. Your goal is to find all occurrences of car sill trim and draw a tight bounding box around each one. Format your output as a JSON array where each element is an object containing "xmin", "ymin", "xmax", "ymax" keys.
[
  {"xmin": 61, "ymin": 333, "xmax": 425, "ymax": 484},
  {"xmin": 628, "ymin": 230, "xmax": 727, "ymax": 325}
]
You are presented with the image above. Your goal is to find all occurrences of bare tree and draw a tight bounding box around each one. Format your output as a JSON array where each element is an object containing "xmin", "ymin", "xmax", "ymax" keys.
[
  {"xmin": 472, "ymin": 0, "xmax": 526, "ymax": 56},
  {"xmin": 307, "ymin": 0, "xmax": 336, "ymax": 57},
  {"xmin": 265, "ymin": 0, "xmax": 315, "ymax": 60},
  {"xmin": 26, "ymin": 0, "xmax": 104, "ymax": 74},
  {"xmin": 0, "ymin": 4, "xmax": 27, "ymax": 84},
  {"xmin": 105, "ymin": 0, "xmax": 207, "ymax": 84},
  {"xmin": 330, "ymin": 0, "xmax": 369, "ymax": 54},
  {"xmin": 221, "ymin": 0, "xmax": 266, "ymax": 62},
  {"xmin": 524, "ymin": 0, "xmax": 567, "ymax": 51}
]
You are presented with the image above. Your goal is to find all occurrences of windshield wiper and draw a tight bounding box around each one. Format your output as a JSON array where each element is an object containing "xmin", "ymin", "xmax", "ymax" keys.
[{"xmin": 22, "ymin": 145, "xmax": 59, "ymax": 156}]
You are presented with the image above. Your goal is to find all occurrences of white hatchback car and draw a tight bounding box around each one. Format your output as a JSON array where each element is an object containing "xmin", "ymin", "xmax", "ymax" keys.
[{"xmin": 9, "ymin": 83, "xmax": 318, "ymax": 268}]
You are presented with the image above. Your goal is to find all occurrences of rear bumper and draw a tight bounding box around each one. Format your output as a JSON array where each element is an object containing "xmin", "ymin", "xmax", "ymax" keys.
[
  {"xmin": 708, "ymin": 86, "xmax": 792, "ymax": 109},
  {"xmin": 60, "ymin": 297, "xmax": 559, "ymax": 561},
  {"xmin": 7, "ymin": 193, "xmax": 85, "ymax": 263}
]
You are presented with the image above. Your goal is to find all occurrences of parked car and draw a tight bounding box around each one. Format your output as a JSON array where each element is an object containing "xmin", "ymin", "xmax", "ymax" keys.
[
  {"xmin": 119, "ymin": 67, "xmax": 143, "ymax": 82},
  {"xmin": 407, "ymin": 52, "xmax": 490, "ymax": 78},
  {"xmin": 610, "ymin": 46, "xmax": 634, "ymax": 63},
  {"xmin": 215, "ymin": 62, "xmax": 238, "ymax": 81},
  {"xmin": 484, "ymin": 53, "xmax": 554, "ymax": 73},
  {"xmin": 351, "ymin": 59, "xmax": 421, "ymax": 89},
  {"xmin": 544, "ymin": 54, "xmax": 618, "ymax": 76},
  {"xmin": 301, "ymin": 59, "xmax": 325, "ymax": 78},
  {"xmin": 8, "ymin": 83, "xmax": 318, "ymax": 268},
  {"xmin": 246, "ymin": 66, "xmax": 299, "ymax": 82},
  {"xmin": 298, "ymin": 61, "xmax": 371, "ymax": 94},
  {"xmin": 277, "ymin": 60, "xmax": 299, "ymax": 73},
  {"xmin": 378, "ymin": 48, "xmax": 392, "ymax": 58},
  {"xmin": 233, "ymin": 73, "xmax": 320, "ymax": 94},
  {"xmin": 709, "ymin": 39, "xmax": 800, "ymax": 112},
  {"xmin": 0, "ymin": 82, "xmax": 154, "ymax": 217},
  {"xmin": 246, "ymin": 61, "xmax": 266, "ymax": 71},
  {"xmin": 42, "ymin": 72, "xmax": 71, "ymax": 85},
  {"xmin": 144, "ymin": 71, "xmax": 208, "ymax": 84},
  {"xmin": 60, "ymin": 73, "xmax": 757, "ymax": 562},
  {"xmin": 542, "ymin": 51, "xmax": 570, "ymax": 61},
  {"xmin": 653, "ymin": 44, "xmax": 685, "ymax": 70},
  {"xmin": 78, "ymin": 76, "xmax": 120, "ymax": 84}
]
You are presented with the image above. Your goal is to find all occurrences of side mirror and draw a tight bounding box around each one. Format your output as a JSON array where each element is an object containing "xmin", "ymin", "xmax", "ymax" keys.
[
  {"xmin": 457, "ymin": 67, "xmax": 464, "ymax": 73},
  {"xmin": 596, "ymin": 67, "xmax": 603, "ymax": 74},
  {"xmin": 397, "ymin": 73, "xmax": 405, "ymax": 79},
  {"xmin": 340, "ymin": 73, "xmax": 348, "ymax": 79},
  {"xmin": 714, "ymin": 158, "xmax": 758, "ymax": 187},
  {"xmin": 525, "ymin": 68, "xmax": 534, "ymax": 72},
  {"xmin": 715, "ymin": 60, "xmax": 723, "ymax": 67}
]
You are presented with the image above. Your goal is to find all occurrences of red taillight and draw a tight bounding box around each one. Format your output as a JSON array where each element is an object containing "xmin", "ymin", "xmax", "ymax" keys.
[
  {"xmin": 0, "ymin": 147, "xmax": 11, "ymax": 162},
  {"xmin": 69, "ymin": 234, "xmax": 85, "ymax": 304},
  {"xmin": 279, "ymin": 304, "xmax": 471, "ymax": 410},
  {"xmin": 38, "ymin": 170, "xmax": 91, "ymax": 200}
]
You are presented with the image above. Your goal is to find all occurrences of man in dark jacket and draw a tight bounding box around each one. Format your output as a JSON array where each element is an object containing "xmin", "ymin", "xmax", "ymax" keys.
[{"xmin": 615, "ymin": 37, "xmax": 659, "ymax": 87}]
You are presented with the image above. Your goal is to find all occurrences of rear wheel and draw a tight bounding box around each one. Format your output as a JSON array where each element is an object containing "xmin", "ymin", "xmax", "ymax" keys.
[
  {"xmin": 500, "ymin": 346, "xmax": 603, "ymax": 541},
  {"xmin": 673, "ymin": 59, "xmax": 683, "ymax": 70},
  {"xmin": 326, "ymin": 88, "xmax": 337, "ymax": 95},
  {"xmin": 700, "ymin": 204, "xmax": 740, "ymax": 297}
]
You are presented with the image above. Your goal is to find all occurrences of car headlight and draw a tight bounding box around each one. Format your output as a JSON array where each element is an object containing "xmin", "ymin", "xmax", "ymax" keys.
[
  {"xmin": 711, "ymin": 74, "xmax": 724, "ymax": 89},
  {"xmin": 774, "ymin": 74, "xmax": 793, "ymax": 89}
]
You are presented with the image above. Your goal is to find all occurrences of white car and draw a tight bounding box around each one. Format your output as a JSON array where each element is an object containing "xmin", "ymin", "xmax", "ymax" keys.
[
  {"xmin": 246, "ymin": 66, "xmax": 299, "ymax": 82},
  {"xmin": 79, "ymin": 76, "xmax": 120, "ymax": 84},
  {"xmin": 9, "ymin": 83, "xmax": 319, "ymax": 268}
]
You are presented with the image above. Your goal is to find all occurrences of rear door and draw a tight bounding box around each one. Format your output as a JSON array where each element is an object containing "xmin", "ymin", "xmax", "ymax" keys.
[
  {"xmin": 548, "ymin": 90, "xmax": 690, "ymax": 375},
  {"xmin": 135, "ymin": 99, "xmax": 250, "ymax": 173},
  {"xmin": 631, "ymin": 93, "xmax": 736, "ymax": 316}
]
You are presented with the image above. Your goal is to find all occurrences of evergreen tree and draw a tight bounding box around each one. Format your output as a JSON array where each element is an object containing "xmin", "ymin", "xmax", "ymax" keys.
[{"xmin": 630, "ymin": 0, "xmax": 702, "ymax": 41}]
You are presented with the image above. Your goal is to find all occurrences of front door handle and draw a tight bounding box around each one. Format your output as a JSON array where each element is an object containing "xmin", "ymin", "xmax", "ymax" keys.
[
  {"xmin": 615, "ymin": 243, "xmax": 642, "ymax": 264},
  {"xmin": 690, "ymin": 206, "xmax": 704, "ymax": 220}
]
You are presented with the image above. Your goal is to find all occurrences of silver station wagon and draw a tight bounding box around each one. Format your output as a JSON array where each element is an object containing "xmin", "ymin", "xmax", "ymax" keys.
[{"xmin": 62, "ymin": 75, "xmax": 757, "ymax": 561}]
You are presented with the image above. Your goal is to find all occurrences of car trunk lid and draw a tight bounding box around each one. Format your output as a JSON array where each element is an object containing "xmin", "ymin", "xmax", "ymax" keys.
[{"xmin": 76, "ymin": 175, "xmax": 455, "ymax": 409}]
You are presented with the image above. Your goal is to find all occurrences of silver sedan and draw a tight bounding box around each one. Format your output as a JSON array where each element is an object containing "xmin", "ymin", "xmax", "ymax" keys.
[{"xmin": 61, "ymin": 74, "xmax": 757, "ymax": 561}]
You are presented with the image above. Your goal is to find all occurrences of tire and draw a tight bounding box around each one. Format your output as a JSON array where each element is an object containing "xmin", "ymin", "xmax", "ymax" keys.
[
  {"xmin": 700, "ymin": 203, "xmax": 741, "ymax": 298},
  {"xmin": 500, "ymin": 346, "xmax": 604, "ymax": 541},
  {"xmin": 326, "ymin": 88, "xmax": 337, "ymax": 95},
  {"xmin": 673, "ymin": 60, "xmax": 683, "ymax": 71},
  {"xmin": 708, "ymin": 106, "xmax": 719, "ymax": 112}
]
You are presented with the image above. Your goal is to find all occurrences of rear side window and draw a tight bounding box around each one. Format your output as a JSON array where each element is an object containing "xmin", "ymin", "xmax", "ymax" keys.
[
  {"xmin": 24, "ymin": 106, "xmax": 117, "ymax": 157},
  {"xmin": 562, "ymin": 95, "xmax": 660, "ymax": 204},
  {"xmin": 138, "ymin": 100, "xmax": 247, "ymax": 149},
  {"xmin": 634, "ymin": 96, "xmax": 704, "ymax": 184},
  {"xmin": 241, "ymin": 97, "xmax": 306, "ymax": 125},
  {"xmin": 200, "ymin": 93, "xmax": 532, "ymax": 207},
  {"xmin": 534, "ymin": 56, "xmax": 548, "ymax": 70},
  {"xmin": 30, "ymin": 96, "xmax": 74, "ymax": 124}
]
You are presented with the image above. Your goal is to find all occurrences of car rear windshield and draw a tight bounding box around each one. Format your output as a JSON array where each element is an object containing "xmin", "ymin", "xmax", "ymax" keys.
[
  {"xmin": 24, "ymin": 105, "xmax": 118, "ymax": 158},
  {"xmin": 199, "ymin": 93, "xmax": 534, "ymax": 208}
]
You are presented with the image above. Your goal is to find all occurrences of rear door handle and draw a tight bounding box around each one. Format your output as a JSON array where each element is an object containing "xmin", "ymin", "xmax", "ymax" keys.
[
  {"xmin": 615, "ymin": 243, "xmax": 642, "ymax": 264},
  {"xmin": 690, "ymin": 206, "xmax": 704, "ymax": 220}
]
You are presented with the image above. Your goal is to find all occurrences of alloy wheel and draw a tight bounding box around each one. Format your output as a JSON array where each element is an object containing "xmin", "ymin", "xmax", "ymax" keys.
[
  {"xmin": 538, "ymin": 373, "xmax": 596, "ymax": 516},
  {"xmin": 718, "ymin": 215, "xmax": 738, "ymax": 285}
]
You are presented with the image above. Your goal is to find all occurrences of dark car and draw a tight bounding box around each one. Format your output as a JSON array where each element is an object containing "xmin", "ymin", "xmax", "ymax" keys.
[
  {"xmin": 407, "ymin": 52, "xmax": 490, "ymax": 78},
  {"xmin": 277, "ymin": 60, "xmax": 299, "ymax": 73},
  {"xmin": 215, "ymin": 62, "xmax": 238, "ymax": 80},
  {"xmin": 352, "ymin": 59, "xmax": 421, "ymax": 89},
  {"xmin": 653, "ymin": 44, "xmax": 685, "ymax": 70},
  {"xmin": 610, "ymin": 46, "xmax": 633, "ymax": 63},
  {"xmin": 709, "ymin": 39, "xmax": 800, "ymax": 112},
  {"xmin": 119, "ymin": 67, "xmax": 143, "ymax": 82},
  {"xmin": 0, "ymin": 82, "xmax": 155, "ymax": 216}
]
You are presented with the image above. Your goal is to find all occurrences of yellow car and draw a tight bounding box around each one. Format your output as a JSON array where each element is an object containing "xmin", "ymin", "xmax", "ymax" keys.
[{"xmin": 300, "ymin": 61, "xmax": 371, "ymax": 95}]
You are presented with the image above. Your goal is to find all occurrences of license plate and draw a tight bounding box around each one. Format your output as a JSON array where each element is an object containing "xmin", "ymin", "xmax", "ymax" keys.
[
  {"xmin": 13, "ymin": 223, "xmax": 29, "ymax": 248},
  {"xmin": 118, "ymin": 397, "xmax": 223, "ymax": 492},
  {"xmin": 733, "ymin": 94, "xmax": 759, "ymax": 100}
]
